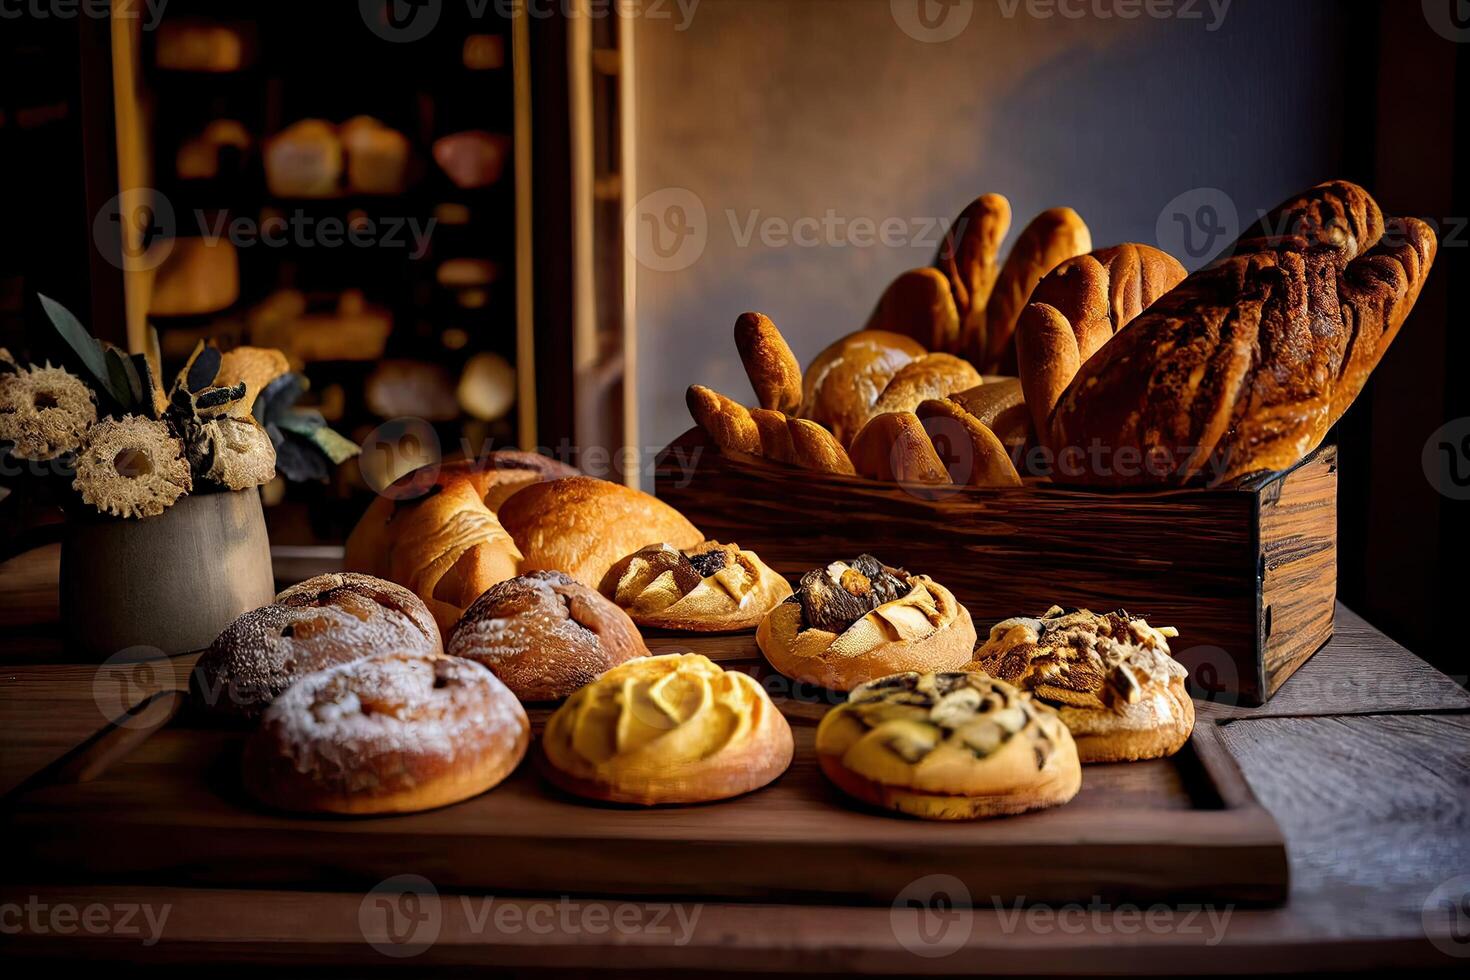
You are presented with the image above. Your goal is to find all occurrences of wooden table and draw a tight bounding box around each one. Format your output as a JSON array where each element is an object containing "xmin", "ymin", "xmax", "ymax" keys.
[{"xmin": 2, "ymin": 543, "xmax": 1468, "ymax": 973}]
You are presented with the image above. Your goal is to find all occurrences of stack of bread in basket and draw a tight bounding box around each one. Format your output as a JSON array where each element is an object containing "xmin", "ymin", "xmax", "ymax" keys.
[{"xmin": 188, "ymin": 179, "xmax": 1434, "ymax": 823}]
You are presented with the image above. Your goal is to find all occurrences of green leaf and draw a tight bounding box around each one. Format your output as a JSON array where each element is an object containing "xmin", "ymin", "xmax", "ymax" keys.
[
  {"xmin": 104, "ymin": 344, "xmax": 145, "ymax": 411},
  {"xmin": 306, "ymin": 426, "xmax": 360, "ymax": 465},
  {"xmin": 38, "ymin": 293, "xmax": 112, "ymax": 397},
  {"xmin": 276, "ymin": 409, "xmax": 326, "ymax": 436}
]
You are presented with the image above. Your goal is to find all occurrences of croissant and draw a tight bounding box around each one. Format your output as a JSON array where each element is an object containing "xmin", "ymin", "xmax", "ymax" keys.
[{"xmin": 1049, "ymin": 180, "xmax": 1437, "ymax": 486}]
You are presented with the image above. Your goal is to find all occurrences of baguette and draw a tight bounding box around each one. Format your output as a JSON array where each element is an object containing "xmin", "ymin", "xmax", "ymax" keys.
[
  {"xmin": 978, "ymin": 207, "xmax": 1091, "ymax": 372},
  {"xmin": 937, "ymin": 194, "xmax": 1012, "ymax": 358},
  {"xmin": 686, "ymin": 384, "xmax": 761, "ymax": 455},
  {"xmin": 734, "ymin": 312, "xmax": 802, "ymax": 414},
  {"xmin": 862, "ymin": 267, "xmax": 960, "ymax": 352},
  {"xmin": 915, "ymin": 398, "xmax": 1022, "ymax": 487},
  {"xmin": 849, "ymin": 411, "xmax": 951, "ymax": 485}
]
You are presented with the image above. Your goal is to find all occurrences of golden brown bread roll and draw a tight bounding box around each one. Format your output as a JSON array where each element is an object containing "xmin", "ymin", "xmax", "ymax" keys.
[
  {"xmin": 915, "ymin": 399, "xmax": 1022, "ymax": 487},
  {"xmin": 498, "ymin": 476, "xmax": 703, "ymax": 589},
  {"xmin": 191, "ymin": 573, "xmax": 442, "ymax": 723},
  {"xmin": 978, "ymin": 207, "xmax": 1092, "ymax": 372},
  {"xmin": 734, "ymin": 312, "xmax": 802, "ymax": 414},
  {"xmin": 757, "ymin": 555, "xmax": 975, "ymax": 691},
  {"xmin": 787, "ymin": 417, "xmax": 857, "ymax": 475},
  {"xmin": 799, "ymin": 330, "xmax": 927, "ymax": 447},
  {"xmin": 815, "ymin": 671, "xmax": 1080, "ymax": 820},
  {"xmin": 1016, "ymin": 243, "xmax": 1186, "ymax": 444},
  {"xmin": 750, "ymin": 408, "xmax": 797, "ymax": 463},
  {"xmin": 243, "ymin": 652, "xmax": 529, "ymax": 815},
  {"xmin": 686, "ymin": 384, "xmax": 760, "ymax": 455},
  {"xmin": 848, "ymin": 411, "xmax": 951, "ymax": 485},
  {"xmin": 600, "ymin": 540, "xmax": 792, "ymax": 632},
  {"xmin": 946, "ymin": 378, "xmax": 1032, "ymax": 452},
  {"xmin": 969, "ymin": 606, "xmax": 1194, "ymax": 763},
  {"xmin": 346, "ymin": 452, "xmax": 577, "ymax": 579},
  {"xmin": 862, "ymin": 268, "xmax": 960, "ymax": 352},
  {"xmin": 1051, "ymin": 181, "xmax": 1437, "ymax": 485},
  {"xmin": 868, "ymin": 353, "xmax": 983, "ymax": 422},
  {"xmin": 448, "ymin": 570, "xmax": 648, "ymax": 701},
  {"xmin": 937, "ymin": 194, "xmax": 1012, "ymax": 357},
  {"xmin": 540, "ymin": 653, "xmax": 793, "ymax": 804}
]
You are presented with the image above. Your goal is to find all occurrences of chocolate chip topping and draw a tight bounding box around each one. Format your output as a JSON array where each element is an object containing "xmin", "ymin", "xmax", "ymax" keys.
[{"xmin": 686, "ymin": 547, "xmax": 729, "ymax": 579}]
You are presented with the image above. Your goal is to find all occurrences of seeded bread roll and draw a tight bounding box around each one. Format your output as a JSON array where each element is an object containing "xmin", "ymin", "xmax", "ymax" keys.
[
  {"xmin": 600, "ymin": 541, "xmax": 793, "ymax": 632},
  {"xmin": 734, "ymin": 312, "xmax": 802, "ymax": 414},
  {"xmin": 449, "ymin": 570, "xmax": 648, "ymax": 701},
  {"xmin": 191, "ymin": 573, "xmax": 442, "ymax": 723},
  {"xmin": 863, "ymin": 268, "xmax": 961, "ymax": 352},
  {"xmin": 498, "ymin": 476, "xmax": 703, "ymax": 589},
  {"xmin": 686, "ymin": 384, "xmax": 761, "ymax": 455},
  {"xmin": 848, "ymin": 411, "xmax": 951, "ymax": 484},
  {"xmin": 816, "ymin": 671, "xmax": 1081, "ymax": 820},
  {"xmin": 799, "ymin": 330, "xmax": 927, "ymax": 448},
  {"xmin": 541, "ymin": 653, "xmax": 794, "ymax": 804},
  {"xmin": 969, "ymin": 606, "xmax": 1194, "ymax": 762},
  {"xmin": 757, "ymin": 556, "xmax": 975, "ymax": 691},
  {"xmin": 243, "ymin": 652, "xmax": 529, "ymax": 815}
]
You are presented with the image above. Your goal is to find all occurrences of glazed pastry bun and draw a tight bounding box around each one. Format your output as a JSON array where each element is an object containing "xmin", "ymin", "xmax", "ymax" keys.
[
  {"xmin": 498, "ymin": 476, "xmax": 703, "ymax": 589},
  {"xmin": 816, "ymin": 671, "xmax": 1080, "ymax": 820},
  {"xmin": 599, "ymin": 541, "xmax": 793, "ymax": 632},
  {"xmin": 449, "ymin": 570, "xmax": 648, "ymax": 701},
  {"xmin": 757, "ymin": 555, "xmax": 975, "ymax": 691},
  {"xmin": 191, "ymin": 573, "xmax": 442, "ymax": 723},
  {"xmin": 541, "ymin": 653, "xmax": 793, "ymax": 805},
  {"xmin": 970, "ymin": 606, "xmax": 1194, "ymax": 762},
  {"xmin": 243, "ymin": 652, "xmax": 529, "ymax": 815}
]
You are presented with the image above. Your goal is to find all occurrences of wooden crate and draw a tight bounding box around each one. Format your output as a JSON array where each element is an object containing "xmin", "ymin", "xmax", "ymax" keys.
[
  {"xmin": 4, "ymin": 636, "xmax": 1288, "ymax": 908},
  {"xmin": 655, "ymin": 429, "xmax": 1338, "ymax": 706}
]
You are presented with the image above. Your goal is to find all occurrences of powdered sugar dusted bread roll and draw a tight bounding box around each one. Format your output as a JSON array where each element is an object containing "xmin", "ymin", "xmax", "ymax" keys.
[
  {"xmin": 243, "ymin": 652, "xmax": 529, "ymax": 814},
  {"xmin": 599, "ymin": 541, "xmax": 792, "ymax": 632},
  {"xmin": 448, "ymin": 570, "xmax": 648, "ymax": 701},
  {"xmin": 756, "ymin": 555, "xmax": 975, "ymax": 691}
]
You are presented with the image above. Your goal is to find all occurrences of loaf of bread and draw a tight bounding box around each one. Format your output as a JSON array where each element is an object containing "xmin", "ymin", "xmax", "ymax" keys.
[
  {"xmin": 1050, "ymin": 180, "xmax": 1437, "ymax": 485},
  {"xmin": 915, "ymin": 398, "xmax": 1022, "ymax": 487},
  {"xmin": 849, "ymin": 411, "xmax": 950, "ymax": 484},
  {"xmin": 600, "ymin": 540, "xmax": 792, "ymax": 632},
  {"xmin": 799, "ymin": 330, "xmax": 927, "ymax": 447},
  {"xmin": 938, "ymin": 194, "xmax": 1012, "ymax": 357},
  {"xmin": 867, "ymin": 353, "xmax": 982, "ymax": 422},
  {"xmin": 1016, "ymin": 244, "xmax": 1186, "ymax": 444},
  {"xmin": 978, "ymin": 207, "xmax": 1092, "ymax": 373},
  {"xmin": 734, "ymin": 312, "xmax": 802, "ymax": 414},
  {"xmin": 862, "ymin": 268, "xmax": 960, "ymax": 352}
]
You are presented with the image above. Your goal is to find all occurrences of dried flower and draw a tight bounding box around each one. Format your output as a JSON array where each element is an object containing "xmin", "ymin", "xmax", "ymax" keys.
[
  {"xmin": 200, "ymin": 416, "xmax": 277, "ymax": 490},
  {"xmin": 73, "ymin": 415, "xmax": 192, "ymax": 518},
  {"xmin": 0, "ymin": 363, "xmax": 97, "ymax": 460}
]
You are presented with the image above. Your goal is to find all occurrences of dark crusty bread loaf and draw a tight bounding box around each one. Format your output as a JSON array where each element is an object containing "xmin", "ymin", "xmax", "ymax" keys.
[{"xmin": 1050, "ymin": 180, "xmax": 1436, "ymax": 486}]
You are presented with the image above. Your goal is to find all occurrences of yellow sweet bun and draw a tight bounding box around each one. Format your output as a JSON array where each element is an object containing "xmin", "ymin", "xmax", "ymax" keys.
[
  {"xmin": 756, "ymin": 575, "xmax": 975, "ymax": 691},
  {"xmin": 815, "ymin": 671, "xmax": 1080, "ymax": 820},
  {"xmin": 599, "ymin": 541, "xmax": 792, "ymax": 632},
  {"xmin": 540, "ymin": 653, "xmax": 793, "ymax": 805},
  {"xmin": 971, "ymin": 606, "xmax": 1195, "ymax": 763}
]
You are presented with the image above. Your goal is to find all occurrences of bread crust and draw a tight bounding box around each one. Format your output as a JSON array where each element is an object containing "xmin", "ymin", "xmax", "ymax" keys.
[
  {"xmin": 869, "ymin": 353, "xmax": 983, "ymax": 423},
  {"xmin": 799, "ymin": 330, "xmax": 926, "ymax": 447},
  {"xmin": 243, "ymin": 652, "xmax": 529, "ymax": 815},
  {"xmin": 849, "ymin": 411, "xmax": 952, "ymax": 484},
  {"xmin": 750, "ymin": 408, "xmax": 797, "ymax": 463},
  {"xmin": 915, "ymin": 399, "xmax": 1022, "ymax": 487},
  {"xmin": 863, "ymin": 267, "xmax": 960, "ymax": 352},
  {"xmin": 191, "ymin": 572, "xmax": 442, "ymax": 723},
  {"xmin": 599, "ymin": 541, "xmax": 793, "ymax": 632},
  {"xmin": 815, "ymin": 672, "xmax": 1081, "ymax": 820},
  {"xmin": 757, "ymin": 575, "xmax": 975, "ymax": 691},
  {"xmin": 540, "ymin": 653, "xmax": 793, "ymax": 804},
  {"xmin": 686, "ymin": 384, "xmax": 761, "ymax": 455},
  {"xmin": 787, "ymin": 418, "xmax": 856, "ymax": 474},
  {"xmin": 449, "ymin": 570, "xmax": 649, "ymax": 701},
  {"xmin": 734, "ymin": 312, "xmax": 802, "ymax": 414},
  {"xmin": 979, "ymin": 207, "xmax": 1091, "ymax": 372},
  {"xmin": 937, "ymin": 194, "xmax": 1012, "ymax": 357},
  {"xmin": 945, "ymin": 379, "xmax": 1032, "ymax": 452},
  {"xmin": 498, "ymin": 476, "xmax": 703, "ymax": 589}
]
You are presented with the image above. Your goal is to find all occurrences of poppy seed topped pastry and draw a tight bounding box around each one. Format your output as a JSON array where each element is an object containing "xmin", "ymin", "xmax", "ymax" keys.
[
  {"xmin": 970, "ymin": 606, "xmax": 1193, "ymax": 763},
  {"xmin": 540, "ymin": 653, "xmax": 793, "ymax": 805},
  {"xmin": 191, "ymin": 572, "xmax": 442, "ymax": 722},
  {"xmin": 599, "ymin": 541, "xmax": 792, "ymax": 632},
  {"xmin": 756, "ymin": 555, "xmax": 975, "ymax": 691},
  {"xmin": 816, "ymin": 671, "xmax": 1080, "ymax": 820}
]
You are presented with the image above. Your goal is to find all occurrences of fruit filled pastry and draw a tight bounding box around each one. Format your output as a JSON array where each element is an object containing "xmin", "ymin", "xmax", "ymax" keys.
[
  {"xmin": 816, "ymin": 671, "xmax": 1080, "ymax": 820},
  {"xmin": 599, "ymin": 541, "xmax": 792, "ymax": 632},
  {"xmin": 540, "ymin": 653, "xmax": 793, "ymax": 805},
  {"xmin": 969, "ymin": 606, "xmax": 1193, "ymax": 762},
  {"xmin": 756, "ymin": 555, "xmax": 975, "ymax": 690}
]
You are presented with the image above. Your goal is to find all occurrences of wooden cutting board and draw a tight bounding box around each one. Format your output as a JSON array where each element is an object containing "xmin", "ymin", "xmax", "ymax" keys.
[{"xmin": 3, "ymin": 635, "xmax": 1288, "ymax": 906}]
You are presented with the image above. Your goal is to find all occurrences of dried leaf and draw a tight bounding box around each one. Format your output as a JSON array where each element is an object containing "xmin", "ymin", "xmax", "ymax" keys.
[{"xmin": 38, "ymin": 294, "xmax": 113, "ymax": 399}]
